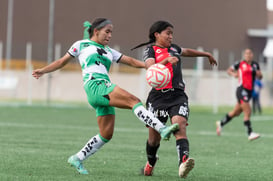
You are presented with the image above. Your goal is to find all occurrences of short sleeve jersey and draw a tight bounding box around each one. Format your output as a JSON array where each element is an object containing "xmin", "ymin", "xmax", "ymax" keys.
[
  {"xmin": 143, "ymin": 44, "xmax": 185, "ymax": 90},
  {"xmin": 232, "ymin": 60, "xmax": 260, "ymax": 90},
  {"xmin": 68, "ymin": 39, "xmax": 122, "ymax": 84}
]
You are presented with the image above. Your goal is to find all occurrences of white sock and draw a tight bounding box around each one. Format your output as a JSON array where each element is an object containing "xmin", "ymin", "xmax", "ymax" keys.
[
  {"xmin": 133, "ymin": 102, "xmax": 166, "ymax": 132},
  {"xmin": 76, "ymin": 134, "xmax": 108, "ymax": 161}
]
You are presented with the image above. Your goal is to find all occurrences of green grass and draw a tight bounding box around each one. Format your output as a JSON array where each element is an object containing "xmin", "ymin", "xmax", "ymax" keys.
[{"xmin": 0, "ymin": 104, "xmax": 272, "ymax": 181}]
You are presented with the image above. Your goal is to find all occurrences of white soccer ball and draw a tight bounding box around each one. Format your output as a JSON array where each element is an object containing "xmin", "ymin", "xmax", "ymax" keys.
[{"xmin": 146, "ymin": 64, "xmax": 171, "ymax": 89}]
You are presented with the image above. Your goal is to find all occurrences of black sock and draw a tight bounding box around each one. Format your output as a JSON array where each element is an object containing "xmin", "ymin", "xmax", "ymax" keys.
[
  {"xmin": 146, "ymin": 141, "xmax": 159, "ymax": 166},
  {"xmin": 244, "ymin": 120, "xmax": 252, "ymax": 135},
  {"xmin": 221, "ymin": 114, "xmax": 232, "ymax": 127},
  {"xmin": 176, "ymin": 139, "xmax": 189, "ymax": 165}
]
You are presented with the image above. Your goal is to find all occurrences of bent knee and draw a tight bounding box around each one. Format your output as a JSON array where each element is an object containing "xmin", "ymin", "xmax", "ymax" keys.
[
  {"xmin": 128, "ymin": 95, "xmax": 141, "ymax": 108},
  {"xmin": 172, "ymin": 116, "xmax": 187, "ymax": 126}
]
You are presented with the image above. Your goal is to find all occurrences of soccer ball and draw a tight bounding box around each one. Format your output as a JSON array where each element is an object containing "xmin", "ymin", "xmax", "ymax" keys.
[{"xmin": 146, "ymin": 64, "xmax": 171, "ymax": 89}]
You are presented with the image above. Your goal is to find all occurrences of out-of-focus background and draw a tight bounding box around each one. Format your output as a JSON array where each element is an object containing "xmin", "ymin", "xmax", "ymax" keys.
[
  {"xmin": 0, "ymin": 0, "xmax": 273, "ymax": 110},
  {"xmin": 1, "ymin": 1, "xmax": 273, "ymax": 180}
]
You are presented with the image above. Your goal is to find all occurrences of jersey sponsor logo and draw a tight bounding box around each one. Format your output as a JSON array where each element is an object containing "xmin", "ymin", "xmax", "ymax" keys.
[
  {"xmin": 156, "ymin": 49, "xmax": 162, "ymax": 54},
  {"xmin": 153, "ymin": 110, "xmax": 169, "ymax": 118},
  {"xmin": 71, "ymin": 47, "xmax": 77, "ymax": 53},
  {"xmin": 83, "ymin": 43, "xmax": 90, "ymax": 47},
  {"xmin": 242, "ymin": 63, "xmax": 247, "ymax": 70},
  {"xmin": 170, "ymin": 47, "xmax": 177, "ymax": 52},
  {"xmin": 157, "ymin": 54, "xmax": 164, "ymax": 60},
  {"xmin": 147, "ymin": 102, "xmax": 169, "ymax": 118}
]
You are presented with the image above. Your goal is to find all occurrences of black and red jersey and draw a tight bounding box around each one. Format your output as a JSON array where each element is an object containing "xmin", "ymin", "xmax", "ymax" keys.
[
  {"xmin": 232, "ymin": 60, "xmax": 260, "ymax": 91},
  {"xmin": 143, "ymin": 44, "xmax": 185, "ymax": 90}
]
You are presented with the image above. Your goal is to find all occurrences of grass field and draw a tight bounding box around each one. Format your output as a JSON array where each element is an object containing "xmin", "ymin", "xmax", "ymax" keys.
[{"xmin": 0, "ymin": 104, "xmax": 272, "ymax": 181}]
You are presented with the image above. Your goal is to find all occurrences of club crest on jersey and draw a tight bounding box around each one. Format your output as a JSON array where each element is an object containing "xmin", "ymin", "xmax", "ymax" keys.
[{"xmin": 97, "ymin": 48, "xmax": 107, "ymax": 56}]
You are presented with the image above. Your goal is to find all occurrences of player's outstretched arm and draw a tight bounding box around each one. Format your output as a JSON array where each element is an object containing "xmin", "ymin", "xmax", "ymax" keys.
[
  {"xmin": 181, "ymin": 48, "xmax": 217, "ymax": 66},
  {"xmin": 119, "ymin": 55, "xmax": 145, "ymax": 68},
  {"xmin": 226, "ymin": 67, "xmax": 238, "ymax": 78},
  {"xmin": 32, "ymin": 53, "xmax": 73, "ymax": 79}
]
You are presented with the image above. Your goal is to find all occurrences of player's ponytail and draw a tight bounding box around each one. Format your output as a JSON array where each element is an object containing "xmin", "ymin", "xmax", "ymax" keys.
[
  {"xmin": 131, "ymin": 20, "xmax": 173, "ymax": 51},
  {"xmin": 83, "ymin": 21, "xmax": 92, "ymax": 39},
  {"xmin": 131, "ymin": 39, "xmax": 154, "ymax": 50}
]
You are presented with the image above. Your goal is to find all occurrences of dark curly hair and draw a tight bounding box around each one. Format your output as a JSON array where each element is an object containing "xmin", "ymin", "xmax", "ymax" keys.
[{"xmin": 131, "ymin": 21, "xmax": 173, "ymax": 50}]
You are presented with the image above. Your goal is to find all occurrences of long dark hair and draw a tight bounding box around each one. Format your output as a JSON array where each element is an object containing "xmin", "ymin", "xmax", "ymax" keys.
[
  {"xmin": 131, "ymin": 21, "xmax": 173, "ymax": 50},
  {"xmin": 88, "ymin": 18, "xmax": 111, "ymax": 38}
]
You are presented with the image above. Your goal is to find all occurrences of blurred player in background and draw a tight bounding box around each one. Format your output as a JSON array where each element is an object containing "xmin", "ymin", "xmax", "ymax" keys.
[
  {"xmin": 131, "ymin": 20, "xmax": 217, "ymax": 178},
  {"xmin": 216, "ymin": 48, "xmax": 263, "ymax": 140},
  {"xmin": 252, "ymin": 77, "xmax": 263, "ymax": 114},
  {"xmin": 32, "ymin": 18, "xmax": 179, "ymax": 175}
]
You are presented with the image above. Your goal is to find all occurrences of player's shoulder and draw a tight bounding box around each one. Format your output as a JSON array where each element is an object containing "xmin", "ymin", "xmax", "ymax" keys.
[
  {"xmin": 170, "ymin": 43, "xmax": 180, "ymax": 49},
  {"xmin": 170, "ymin": 44, "xmax": 181, "ymax": 53},
  {"xmin": 251, "ymin": 60, "xmax": 261, "ymax": 69},
  {"xmin": 74, "ymin": 39, "xmax": 90, "ymax": 44},
  {"xmin": 234, "ymin": 60, "xmax": 243, "ymax": 65},
  {"xmin": 251, "ymin": 60, "xmax": 259, "ymax": 65},
  {"xmin": 143, "ymin": 45, "xmax": 155, "ymax": 54},
  {"xmin": 71, "ymin": 39, "xmax": 91, "ymax": 47}
]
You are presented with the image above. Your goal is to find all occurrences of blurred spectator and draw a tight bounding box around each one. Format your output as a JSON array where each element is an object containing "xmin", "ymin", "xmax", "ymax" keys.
[{"xmin": 252, "ymin": 78, "xmax": 263, "ymax": 114}]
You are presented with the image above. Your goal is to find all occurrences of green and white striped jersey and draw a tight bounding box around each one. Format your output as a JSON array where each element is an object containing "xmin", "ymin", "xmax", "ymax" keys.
[{"xmin": 68, "ymin": 39, "xmax": 122, "ymax": 84}]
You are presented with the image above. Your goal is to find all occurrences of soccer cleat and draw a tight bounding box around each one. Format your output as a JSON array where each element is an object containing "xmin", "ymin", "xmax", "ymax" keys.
[
  {"xmin": 142, "ymin": 156, "xmax": 158, "ymax": 176},
  {"xmin": 68, "ymin": 155, "xmax": 88, "ymax": 174},
  {"xmin": 143, "ymin": 162, "xmax": 155, "ymax": 176},
  {"xmin": 179, "ymin": 158, "xmax": 195, "ymax": 178},
  {"xmin": 216, "ymin": 121, "xmax": 222, "ymax": 136},
  {"xmin": 248, "ymin": 132, "xmax": 260, "ymax": 141},
  {"xmin": 159, "ymin": 123, "xmax": 179, "ymax": 140}
]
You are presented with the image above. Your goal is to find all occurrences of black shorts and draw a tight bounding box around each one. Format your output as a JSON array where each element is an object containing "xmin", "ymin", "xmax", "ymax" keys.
[
  {"xmin": 146, "ymin": 88, "xmax": 189, "ymax": 123},
  {"xmin": 236, "ymin": 86, "xmax": 252, "ymax": 104}
]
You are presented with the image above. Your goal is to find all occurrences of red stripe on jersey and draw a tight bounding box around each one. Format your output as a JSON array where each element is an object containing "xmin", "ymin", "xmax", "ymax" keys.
[
  {"xmin": 153, "ymin": 46, "xmax": 173, "ymax": 89},
  {"xmin": 238, "ymin": 61, "xmax": 253, "ymax": 90}
]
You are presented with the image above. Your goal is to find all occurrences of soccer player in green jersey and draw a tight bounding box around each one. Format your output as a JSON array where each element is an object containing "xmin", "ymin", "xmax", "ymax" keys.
[{"xmin": 32, "ymin": 18, "xmax": 179, "ymax": 174}]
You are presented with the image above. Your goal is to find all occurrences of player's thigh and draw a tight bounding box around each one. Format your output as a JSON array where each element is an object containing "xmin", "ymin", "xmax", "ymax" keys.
[
  {"xmin": 84, "ymin": 80, "xmax": 115, "ymax": 108},
  {"xmin": 108, "ymin": 86, "xmax": 140, "ymax": 109}
]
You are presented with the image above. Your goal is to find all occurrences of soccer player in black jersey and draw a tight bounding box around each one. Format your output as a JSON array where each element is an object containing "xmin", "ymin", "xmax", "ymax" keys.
[
  {"xmin": 132, "ymin": 21, "xmax": 217, "ymax": 178},
  {"xmin": 216, "ymin": 49, "xmax": 263, "ymax": 140}
]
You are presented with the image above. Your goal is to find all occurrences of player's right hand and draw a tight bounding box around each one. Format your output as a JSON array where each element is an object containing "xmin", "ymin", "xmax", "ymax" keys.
[{"xmin": 32, "ymin": 69, "xmax": 44, "ymax": 79}]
